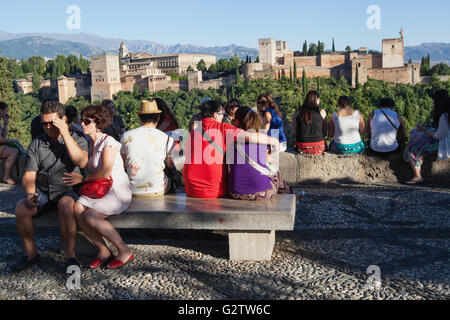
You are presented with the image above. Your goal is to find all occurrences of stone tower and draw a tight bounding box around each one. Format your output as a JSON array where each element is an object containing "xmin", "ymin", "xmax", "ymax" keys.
[
  {"xmin": 382, "ymin": 30, "xmax": 405, "ymax": 68},
  {"xmin": 90, "ymin": 54, "xmax": 122, "ymax": 103},
  {"xmin": 119, "ymin": 41, "xmax": 128, "ymax": 59},
  {"xmin": 258, "ymin": 38, "xmax": 277, "ymax": 65}
]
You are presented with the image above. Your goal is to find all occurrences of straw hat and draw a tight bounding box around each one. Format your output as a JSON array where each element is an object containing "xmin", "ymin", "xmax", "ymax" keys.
[{"xmin": 139, "ymin": 100, "xmax": 162, "ymax": 114}]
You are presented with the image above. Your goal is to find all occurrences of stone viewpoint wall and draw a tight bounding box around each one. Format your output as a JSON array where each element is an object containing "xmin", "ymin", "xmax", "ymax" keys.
[
  {"xmin": 278, "ymin": 152, "xmax": 449, "ymax": 185},
  {"xmin": 2, "ymin": 152, "xmax": 449, "ymax": 186}
]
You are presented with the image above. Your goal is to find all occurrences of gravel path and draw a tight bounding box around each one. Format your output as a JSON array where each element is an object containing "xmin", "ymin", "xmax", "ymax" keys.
[{"xmin": 0, "ymin": 182, "xmax": 448, "ymax": 300}]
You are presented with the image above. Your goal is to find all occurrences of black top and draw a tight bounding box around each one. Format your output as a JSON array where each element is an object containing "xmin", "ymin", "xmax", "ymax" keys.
[
  {"xmin": 104, "ymin": 115, "xmax": 126, "ymax": 141},
  {"xmin": 25, "ymin": 131, "xmax": 89, "ymax": 200},
  {"xmin": 295, "ymin": 108, "xmax": 324, "ymax": 143}
]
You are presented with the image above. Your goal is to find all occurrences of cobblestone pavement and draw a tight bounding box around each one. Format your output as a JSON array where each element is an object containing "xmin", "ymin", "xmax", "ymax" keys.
[{"xmin": 0, "ymin": 182, "xmax": 448, "ymax": 300}]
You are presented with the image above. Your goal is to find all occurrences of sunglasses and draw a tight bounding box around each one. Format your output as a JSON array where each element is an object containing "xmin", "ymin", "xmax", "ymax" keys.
[
  {"xmin": 41, "ymin": 121, "xmax": 54, "ymax": 127},
  {"xmin": 81, "ymin": 118, "xmax": 93, "ymax": 125}
]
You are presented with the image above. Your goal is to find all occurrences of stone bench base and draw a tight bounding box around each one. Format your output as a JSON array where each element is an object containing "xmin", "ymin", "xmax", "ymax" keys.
[{"xmin": 35, "ymin": 194, "xmax": 296, "ymax": 262}]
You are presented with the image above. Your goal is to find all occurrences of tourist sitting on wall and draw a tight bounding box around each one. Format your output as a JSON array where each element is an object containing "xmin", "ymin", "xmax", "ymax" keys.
[
  {"xmin": 366, "ymin": 98, "xmax": 406, "ymax": 156},
  {"xmin": 63, "ymin": 104, "xmax": 133, "ymax": 269},
  {"xmin": 102, "ymin": 100, "xmax": 126, "ymax": 142},
  {"xmin": 13, "ymin": 101, "xmax": 89, "ymax": 272},
  {"xmin": 154, "ymin": 97, "xmax": 180, "ymax": 132},
  {"xmin": 292, "ymin": 90, "xmax": 327, "ymax": 155},
  {"xmin": 188, "ymin": 97, "xmax": 211, "ymax": 131},
  {"xmin": 223, "ymin": 99, "xmax": 240, "ymax": 125},
  {"xmin": 65, "ymin": 105, "xmax": 83, "ymax": 134},
  {"xmin": 404, "ymin": 89, "xmax": 450, "ymax": 184},
  {"xmin": 228, "ymin": 106, "xmax": 290, "ymax": 200},
  {"xmin": 183, "ymin": 100, "xmax": 279, "ymax": 198},
  {"xmin": 121, "ymin": 100, "xmax": 176, "ymax": 196},
  {"xmin": 257, "ymin": 93, "xmax": 287, "ymax": 152},
  {"xmin": 328, "ymin": 96, "xmax": 366, "ymax": 155},
  {"xmin": 0, "ymin": 102, "xmax": 21, "ymax": 185}
]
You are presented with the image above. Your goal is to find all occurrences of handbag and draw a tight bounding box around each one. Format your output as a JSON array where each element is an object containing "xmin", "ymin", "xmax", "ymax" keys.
[{"xmin": 78, "ymin": 176, "xmax": 113, "ymax": 199}]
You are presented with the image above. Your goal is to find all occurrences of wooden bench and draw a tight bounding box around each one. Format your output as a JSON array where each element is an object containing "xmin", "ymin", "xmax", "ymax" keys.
[{"xmin": 34, "ymin": 193, "xmax": 296, "ymax": 261}]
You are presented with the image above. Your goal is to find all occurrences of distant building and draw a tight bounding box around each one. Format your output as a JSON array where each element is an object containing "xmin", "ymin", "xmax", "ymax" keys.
[
  {"xmin": 244, "ymin": 31, "xmax": 421, "ymax": 88},
  {"xmin": 57, "ymin": 74, "xmax": 91, "ymax": 104},
  {"xmin": 90, "ymin": 54, "xmax": 122, "ymax": 103},
  {"xmin": 121, "ymin": 51, "xmax": 216, "ymax": 75}
]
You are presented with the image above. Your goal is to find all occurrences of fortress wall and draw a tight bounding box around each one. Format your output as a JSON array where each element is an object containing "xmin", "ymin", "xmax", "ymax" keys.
[{"xmin": 320, "ymin": 54, "xmax": 346, "ymax": 68}]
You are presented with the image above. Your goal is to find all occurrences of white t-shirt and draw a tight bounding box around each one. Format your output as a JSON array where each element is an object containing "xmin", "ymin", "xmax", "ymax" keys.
[
  {"xmin": 370, "ymin": 109, "xmax": 400, "ymax": 152},
  {"xmin": 120, "ymin": 126, "xmax": 174, "ymax": 195}
]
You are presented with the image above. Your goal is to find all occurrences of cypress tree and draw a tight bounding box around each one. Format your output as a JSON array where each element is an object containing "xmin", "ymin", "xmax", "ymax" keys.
[
  {"xmin": 293, "ymin": 60, "xmax": 297, "ymax": 82},
  {"xmin": 289, "ymin": 67, "xmax": 293, "ymax": 83},
  {"xmin": 332, "ymin": 38, "xmax": 335, "ymax": 52},
  {"xmin": 355, "ymin": 65, "xmax": 360, "ymax": 89},
  {"xmin": 235, "ymin": 68, "xmax": 240, "ymax": 84},
  {"xmin": 302, "ymin": 69, "xmax": 307, "ymax": 94},
  {"xmin": 302, "ymin": 41, "xmax": 308, "ymax": 56}
]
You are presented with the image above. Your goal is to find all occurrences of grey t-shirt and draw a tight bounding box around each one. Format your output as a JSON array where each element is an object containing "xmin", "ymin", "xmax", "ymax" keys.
[{"xmin": 25, "ymin": 131, "xmax": 89, "ymax": 201}]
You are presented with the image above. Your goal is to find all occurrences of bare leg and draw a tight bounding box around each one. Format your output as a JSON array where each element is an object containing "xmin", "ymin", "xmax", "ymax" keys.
[
  {"xmin": 406, "ymin": 164, "xmax": 423, "ymax": 184},
  {"xmin": 82, "ymin": 209, "xmax": 132, "ymax": 262},
  {"xmin": 1, "ymin": 147, "xmax": 18, "ymax": 184},
  {"xmin": 58, "ymin": 196, "xmax": 77, "ymax": 260},
  {"xmin": 74, "ymin": 203, "xmax": 111, "ymax": 260},
  {"xmin": 15, "ymin": 200, "xmax": 38, "ymax": 259}
]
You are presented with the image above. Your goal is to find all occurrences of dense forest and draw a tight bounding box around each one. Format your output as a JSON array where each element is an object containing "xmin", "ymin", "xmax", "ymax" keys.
[{"xmin": 1, "ymin": 52, "xmax": 449, "ymax": 149}]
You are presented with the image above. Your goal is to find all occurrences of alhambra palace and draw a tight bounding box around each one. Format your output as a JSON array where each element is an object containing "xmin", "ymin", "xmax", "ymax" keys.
[{"xmin": 15, "ymin": 32, "xmax": 425, "ymax": 104}]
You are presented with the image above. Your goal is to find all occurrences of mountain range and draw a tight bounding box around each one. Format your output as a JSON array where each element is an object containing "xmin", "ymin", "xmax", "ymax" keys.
[
  {"xmin": 0, "ymin": 31, "xmax": 448, "ymax": 65},
  {"xmin": 0, "ymin": 31, "xmax": 258, "ymax": 60}
]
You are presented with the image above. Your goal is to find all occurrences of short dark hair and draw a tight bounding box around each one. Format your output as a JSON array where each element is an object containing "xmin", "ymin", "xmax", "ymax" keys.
[
  {"xmin": 80, "ymin": 105, "xmax": 112, "ymax": 131},
  {"xmin": 200, "ymin": 100, "xmax": 223, "ymax": 118},
  {"xmin": 139, "ymin": 113, "xmax": 160, "ymax": 124},
  {"xmin": 41, "ymin": 100, "xmax": 65, "ymax": 118},
  {"xmin": 0, "ymin": 102, "xmax": 8, "ymax": 110},
  {"xmin": 101, "ymin": 99, "xmax": 115, "ymax": 108},
  {"xmin": 65, "ymin": 105, "xmax": 79, "ymax": 123},
  {"xmin": 380, "ymin": 98, "xmax": 395, "ymax": 109}
]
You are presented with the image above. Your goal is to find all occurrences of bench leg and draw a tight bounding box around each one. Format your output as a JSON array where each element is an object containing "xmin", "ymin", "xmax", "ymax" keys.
[{"xmin": 228, "ymin": 230, "xmax": 275, "ymax": 261}]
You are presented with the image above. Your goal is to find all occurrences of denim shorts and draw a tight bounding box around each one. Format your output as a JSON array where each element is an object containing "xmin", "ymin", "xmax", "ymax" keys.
[{"xmin": 33, "ymin": 190, "xmax": 79, "ymax": 218}]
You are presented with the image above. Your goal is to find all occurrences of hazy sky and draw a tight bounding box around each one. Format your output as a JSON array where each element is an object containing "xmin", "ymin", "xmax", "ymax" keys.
[{"xmin": 1, "ymin": 0, "xmax": 449, "ymax": 51}]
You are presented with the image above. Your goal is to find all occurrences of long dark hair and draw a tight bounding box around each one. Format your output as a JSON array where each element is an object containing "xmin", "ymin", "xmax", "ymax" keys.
[
  {"xmin": 432, "ymin": 89, "xmax": 450, "ymax": 127},
  {"xmin": 154, "ymin": 97, "xmax": 180, "ymax": 130},
  {"xmin": 257, "ymin": 93, "xmax": 282, "ymax": 118},
  {"xmin": 297, "ymin": 90, "xmax": 320, "ymax": 125},
  {"xmin": 234, "ymin": 106, "xmax": 262, "ymax": 132}
]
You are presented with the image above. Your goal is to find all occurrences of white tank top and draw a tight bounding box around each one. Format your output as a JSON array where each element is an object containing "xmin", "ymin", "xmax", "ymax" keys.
[
  {"xmin": 370, "ymin": 109, "xmax": 400, "ymax": 152},
  {"xmin": 332, "ymin": 110, "xmax": 361, "ymax": 144}
]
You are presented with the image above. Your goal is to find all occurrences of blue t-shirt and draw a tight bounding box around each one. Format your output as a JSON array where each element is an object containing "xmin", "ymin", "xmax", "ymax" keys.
[{"xmin": 266, "ymin": 108, "xmax": 287, "ymax": 143}]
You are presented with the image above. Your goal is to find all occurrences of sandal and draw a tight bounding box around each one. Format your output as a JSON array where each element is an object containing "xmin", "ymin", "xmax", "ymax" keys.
[
  {"xmin": 107, "ymin": 254, "xmax": 135, "ymax": 269},
  {"xmin": 89, "ymin": 253, "xmax": 113, "ymax": 269}
]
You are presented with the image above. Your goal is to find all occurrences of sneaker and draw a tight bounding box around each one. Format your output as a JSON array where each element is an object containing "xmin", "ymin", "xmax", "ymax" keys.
[
  {"xmin": 11, "ymin": 254, "xmax": 41, "ymax": 273},
  {"xmin": 64, "ymin": 257, "xmax": 81, "ymax": 270}
]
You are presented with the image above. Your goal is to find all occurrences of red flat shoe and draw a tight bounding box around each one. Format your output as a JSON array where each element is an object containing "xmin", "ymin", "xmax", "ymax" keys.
[
  {"xmin": 107, "ymin": 254, "xmax": 134, "ymax": 269},
  {"xmin": 89, "ymin": 255, "xmax": 112, "ymax": 269}
]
